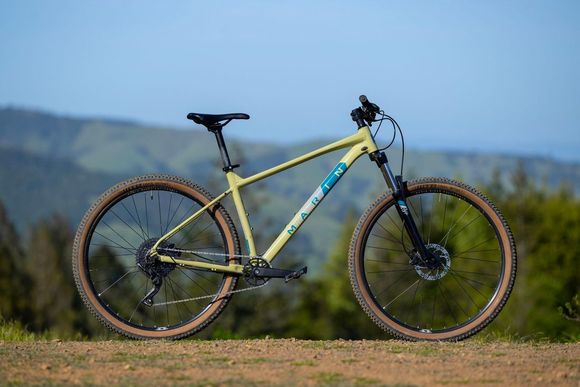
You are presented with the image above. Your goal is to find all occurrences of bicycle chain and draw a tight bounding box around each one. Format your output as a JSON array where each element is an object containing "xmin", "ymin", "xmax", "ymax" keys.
[
  {"xmin": 152, "ymin": 247, "xmax": 268, "ymax": 306},
  {"xmin": 153, "ymin": 281, "xmax": 269, "ymax": 306},
  {"xmin": 158, "ymin": 247, "xmax": 260, "ymax": 261}
]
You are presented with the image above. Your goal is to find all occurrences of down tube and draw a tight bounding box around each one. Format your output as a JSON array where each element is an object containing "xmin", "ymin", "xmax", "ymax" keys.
[{"xmin": 262, "ymin": 146, "xmax": 365, "ymax": 263}]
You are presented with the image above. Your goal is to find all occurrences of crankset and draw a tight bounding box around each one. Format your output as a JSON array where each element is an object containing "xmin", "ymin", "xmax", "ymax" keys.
[{"xmin": 243, "ymin": 257, "xmax": 307, "ymax": 286}]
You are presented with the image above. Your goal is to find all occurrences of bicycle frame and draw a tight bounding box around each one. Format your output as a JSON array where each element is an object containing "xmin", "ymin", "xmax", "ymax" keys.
[{"xmin": 151, "ymin": 125, "xmax": 379, "ymax": 274}]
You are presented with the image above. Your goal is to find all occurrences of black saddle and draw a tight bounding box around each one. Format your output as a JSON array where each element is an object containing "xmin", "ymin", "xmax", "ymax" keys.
[{"xmin": 187, "ymin": 112, "xmax": 249, "ymax": 130}]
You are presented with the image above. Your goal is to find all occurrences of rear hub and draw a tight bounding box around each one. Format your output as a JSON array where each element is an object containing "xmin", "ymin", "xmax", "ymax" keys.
[{"xmin": 136, "ymin": 238, "xmax": 178, "ymax": 279}]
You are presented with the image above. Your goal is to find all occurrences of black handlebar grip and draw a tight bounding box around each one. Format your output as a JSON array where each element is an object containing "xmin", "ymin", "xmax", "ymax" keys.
[
  {"xmin": 359, "ymin": 95, "xmax": 372, "ymax": 108},
  {"xmin": 359, "ymin": 95, "xmax": 380, "ymax": 113}
]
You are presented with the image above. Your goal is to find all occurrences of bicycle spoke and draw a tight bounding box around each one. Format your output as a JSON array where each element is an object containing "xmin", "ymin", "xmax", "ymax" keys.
[
  {"xmin": 452, "ymin": 269, "xmax": 498, "ymax": 277},
  {"xmin": 157, "ymin": 191, "xmax": 163, "ymax": 236},
  {"xmin": 427, "ymin": 193, "xmax": 434, "ymax": 244},
  {"xmin": 164, "ymin": 194, "xmax": 173, "ymax": 235},
  {"xmin": 419, "ymin": 195, "xmax": 425, "ymax": 240},
  {"xmin": 101, "ymin": 220, "xmax": 137, "ymax": 250},
  {"xmin": 93, "ymin": 231, "xmax": 136, "ymax": 255},
  {"xmin": 376, "ymin": 221, "xmax": 402, "ymax": 245},
  {"xmin": 449, "ymin": 270, "xmax": 496, "ymax": 289},
  {"xmin": 178, "ymin": 220, "xmax": 215, "ymax": 245},
  {"xmin": 367, "ymin": 244, "xmax": 406, "ymax": 253},
  {"xmin": 383, "ymin": 279, "xmax": 420, "ymax": 309},
  {"xmin": 120, "ymin": 200, "xmax": 148, "ymax": 240},
  {"xmin": 439, "ymin": 282, "xmax": 460, "ymax": 325},
  {"xmin": 144, "ymin": 192, "xmax": 150, "ymax": 238},
  {"xmin": 450, "ymin": 271, "xmax": 481, "ymax": 310},
  {"xmin": 446, "ymin": 214, "xmax": 483, "ymax": 245},
  {"xmin": 454, "ymin": 237, "xmax": 497, "ymax": 256},
  {"xmin": 372, "ymin": 270, "xmax": 414, "ymax": 298},
  {"xmin": 366, "ymin": 259, "xmax": 411, "ymax": 265},
  {"xmin": 367, "ymin": 268, "xmax": 415, "ymax": 274},
  {"xmin": 128, "ymin": 278, "xmax": 148, "ymax": 323},
  {"xmin": 110, "ymin": 209, "xmax": 146, "ymax": 241},
  {"xmin": 385, "ymin": 211, "xmax": 404, "ymax": 236},
  {"xmin": 97, "ymin": 269, "xmax": 139, "ymax": 296},
  {"xmin": 166, "ymin": 277, "xmax": 185, "ymax": 322},
  {"xmin": 163, "ymin": 281, "xmax": 170, "ymax": 326},
  {"xmin": 438, "ymin": 204, "xmax": 472, "ymax": 247},
  {"xmin": 441, "ymin": 194, "xmax": 448, "ymax": 231},
  {"xmin": 131, "ymin": 195, "xmax": 149, "ymax": 239},
  {"xmin": 176, "ymin": 266, "xmax": 212, "ymax": 296},
  {"xmin": 450, "ymin": 271, "xmax": 488, "ymax": 301},
  {"xmin": 407, "ymin": 279, "xmax": 423, "ymax": 323},
  {"xmin": 453, "ymin": 256, "xmax": 499, "ymax": 263},
  {"xmin": 165, "ymin": 196, "xmax": 185, "ymax": 234}
]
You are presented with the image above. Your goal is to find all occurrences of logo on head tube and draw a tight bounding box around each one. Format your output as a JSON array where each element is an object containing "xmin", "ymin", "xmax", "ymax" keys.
[{"xmin": 398, "ymin": 200, "xmax": 409, "ymax": 215}]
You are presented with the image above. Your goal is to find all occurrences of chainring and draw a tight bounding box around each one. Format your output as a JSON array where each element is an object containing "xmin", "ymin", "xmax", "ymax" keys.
[{"xmin": 243, "ymin": 257, "xmax": 271, "ymax": 286}]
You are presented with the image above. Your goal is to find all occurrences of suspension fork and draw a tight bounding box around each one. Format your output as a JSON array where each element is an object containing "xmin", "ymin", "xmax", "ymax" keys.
[{"xmin": 369, "ymin": 151, "xmax": 431, "ymax": 262}]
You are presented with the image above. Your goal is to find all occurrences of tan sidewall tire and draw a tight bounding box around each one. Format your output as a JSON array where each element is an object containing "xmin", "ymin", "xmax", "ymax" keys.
[
  {"xmin": 72, "ymin": 175, "xmax": 240, "ymax": 339},
  {"xmin": 349, "ymin": 177, "xmax": 516, "ymax": 341}
]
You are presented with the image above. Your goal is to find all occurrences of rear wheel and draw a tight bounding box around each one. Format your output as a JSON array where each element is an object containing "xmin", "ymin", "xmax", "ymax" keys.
[
  {"xmin": 349, "ymin": 177, "xmax": 516, "ymax": 341},
  {"xmin": 72, "ymin": 175, "xmax": 240, "ymax": 339}
]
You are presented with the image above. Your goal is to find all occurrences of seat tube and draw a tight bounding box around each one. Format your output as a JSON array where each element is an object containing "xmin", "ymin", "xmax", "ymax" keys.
[{"xmin": 226, "ymin": 172, "xmax": 257, "ymax": 256}]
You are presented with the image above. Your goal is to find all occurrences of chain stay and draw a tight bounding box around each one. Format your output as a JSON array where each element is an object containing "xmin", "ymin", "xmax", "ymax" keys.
[{"xmin": 158, "ymin": 247, "xmax": 259, "ymax": 260}]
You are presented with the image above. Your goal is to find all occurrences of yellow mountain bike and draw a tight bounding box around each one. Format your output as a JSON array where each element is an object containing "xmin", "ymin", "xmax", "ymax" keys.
[{"xmin": 72, "ymin": 96, "xmax": 516, "ymax": 341}]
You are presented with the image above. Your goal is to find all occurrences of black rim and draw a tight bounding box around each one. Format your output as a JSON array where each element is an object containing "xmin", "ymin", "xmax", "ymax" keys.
[
  {"xmin": 83, "ymin": 184, "xmax": 231, "ymax": 331},
  {"xmin": 360, "ymin": 186, "xmax": 506, "ymax": 334}
]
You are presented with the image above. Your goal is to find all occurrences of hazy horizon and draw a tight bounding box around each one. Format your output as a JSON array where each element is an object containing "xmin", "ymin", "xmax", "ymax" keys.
[{"xmin": 2, "ymin": 104, "xmax": 578, "ymax": 165}]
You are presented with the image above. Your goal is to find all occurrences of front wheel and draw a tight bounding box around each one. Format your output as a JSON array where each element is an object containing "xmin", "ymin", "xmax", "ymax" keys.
[{"xmin": 349, "ymin": 177, "xmax": 516, "ymax": 341}]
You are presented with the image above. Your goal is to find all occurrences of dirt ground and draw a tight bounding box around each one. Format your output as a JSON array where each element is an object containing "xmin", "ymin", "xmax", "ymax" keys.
[{"xmin": 0, "ymin": 339, "xmax": 578, "ymax": 386}]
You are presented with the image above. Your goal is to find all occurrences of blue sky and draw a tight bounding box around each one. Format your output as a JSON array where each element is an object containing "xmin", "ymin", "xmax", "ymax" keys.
[{"xmin": 1, "ymin": 1, "xmax": 579, "ymax": 161}]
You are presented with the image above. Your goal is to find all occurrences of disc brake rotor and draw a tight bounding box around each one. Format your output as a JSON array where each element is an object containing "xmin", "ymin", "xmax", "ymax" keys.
[{"xmin": 414, "ymin": 243, "xmax": 451, "ymax": 281}]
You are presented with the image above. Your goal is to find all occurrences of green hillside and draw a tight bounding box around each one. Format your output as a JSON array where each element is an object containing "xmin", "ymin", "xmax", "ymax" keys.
[
  {"xmin": 0, "ymin": 147, "xmax": 119, "ymax": 234},
  {"xmin": 1, "ymin": 107, "xmax": 579, "ymax": 273}
]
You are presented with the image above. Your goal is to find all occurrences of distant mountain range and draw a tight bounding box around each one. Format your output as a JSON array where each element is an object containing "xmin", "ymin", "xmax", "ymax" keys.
[{"xmin": 1, "ymin": 107, "xmax": 578, "ymax": 273}]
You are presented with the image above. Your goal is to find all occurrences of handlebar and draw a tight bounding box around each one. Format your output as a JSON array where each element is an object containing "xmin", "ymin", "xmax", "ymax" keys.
[
  {"xmin": 359, "ymin": 95, "xmax": 380, "ymax": 113},
  {"xmin": 351, "ymin": 94, "xmax": 380, "ymax": 128}
]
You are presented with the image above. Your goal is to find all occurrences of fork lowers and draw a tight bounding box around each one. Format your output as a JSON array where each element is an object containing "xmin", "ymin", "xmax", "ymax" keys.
[{"xmin": 369, "ymin": 150, "xmax": 434, "ymax": 264}]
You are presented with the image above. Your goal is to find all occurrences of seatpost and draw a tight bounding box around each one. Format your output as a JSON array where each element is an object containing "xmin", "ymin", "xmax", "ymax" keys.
[{"xmin": 209, "ymin": 125, "xmax": 239, "ymax": 172}]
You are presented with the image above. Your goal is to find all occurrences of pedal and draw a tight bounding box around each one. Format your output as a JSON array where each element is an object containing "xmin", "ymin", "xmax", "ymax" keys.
[{"xmin": 284, "ymin": 266, "xmax": 307, "ymax": 282}]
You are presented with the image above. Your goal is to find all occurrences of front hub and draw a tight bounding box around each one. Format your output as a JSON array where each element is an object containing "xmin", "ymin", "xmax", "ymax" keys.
[{"xmin": 412, "ymin": 243, "xmax": 451, "ymax": 281}]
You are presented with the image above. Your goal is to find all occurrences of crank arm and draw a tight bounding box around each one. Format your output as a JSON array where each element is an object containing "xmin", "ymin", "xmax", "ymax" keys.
[{"xmin": 252, "ymin": 266, "xmax": 308, "ymax": 282}]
